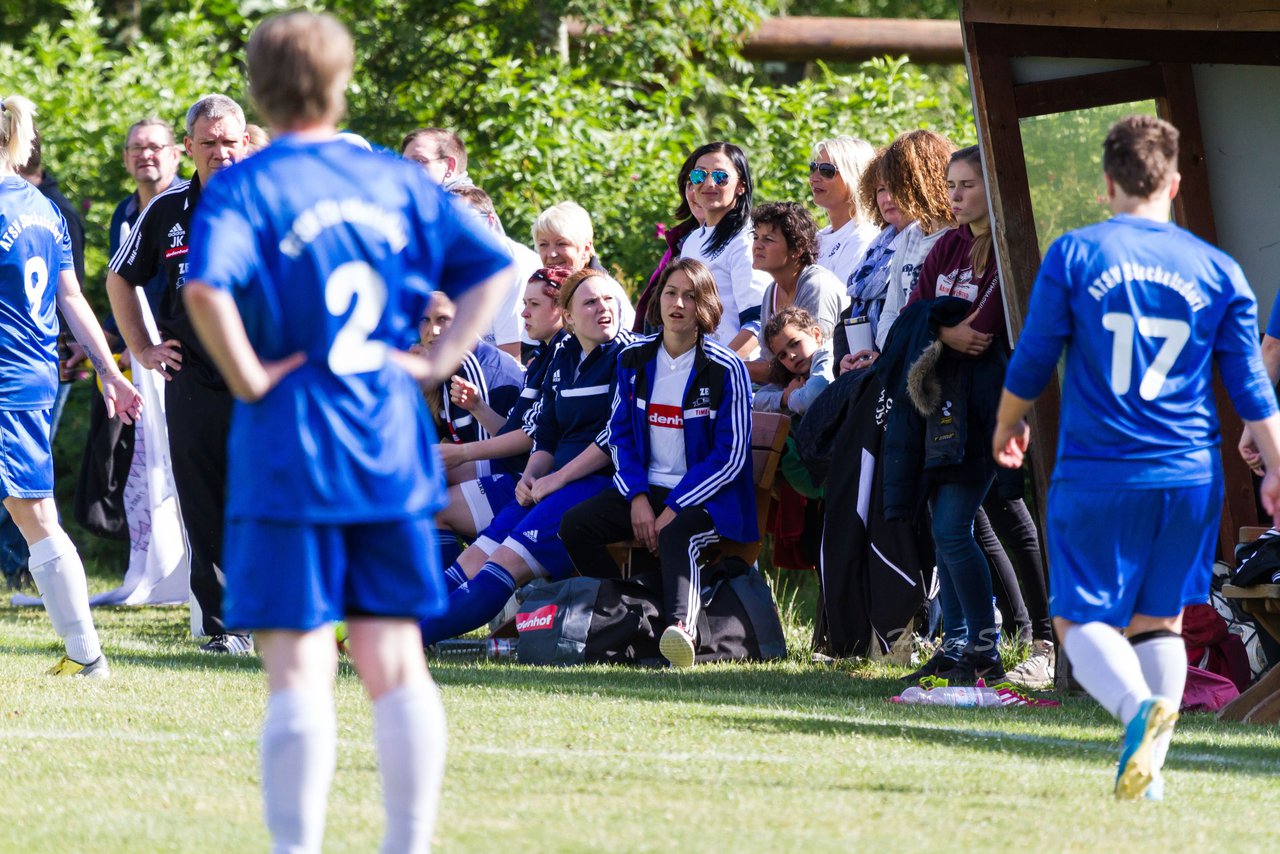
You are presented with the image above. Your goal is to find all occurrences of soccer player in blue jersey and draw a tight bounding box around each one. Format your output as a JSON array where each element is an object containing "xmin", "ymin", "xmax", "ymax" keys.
[
  {"xmin": 181, "ymin": 13, "xmax": 512, "ymax": 852},
  {"xmin": 993, "ymin": 115, "xmax": 1280, "ymax": 801},
  {"xmin": 1, "ymin": 94, "xmax": 143, "ymax": 676}
]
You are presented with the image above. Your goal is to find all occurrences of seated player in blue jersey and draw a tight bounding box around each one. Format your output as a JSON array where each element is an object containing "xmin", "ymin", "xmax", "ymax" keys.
[
  {"xmin": 993, "ymin": 115, "xmax": 1280, "ymax": 801},
  {"xmin": 433, "ymin": 266, "xmax": 570, "ymax": 565},
  {"xmin": 560, "ymin": 258, "xmax": 756, "ymax": 667},
  {"xmin": 1, "ymin": 94, "xmax": 144, "ymax": 677},
  {"xmin": 420, "ymin": 268, "xmax": 633, "ymax": 645},
  {"xmin": 416, "ymin": 291, "xmax": 524, "ymax": 468},
  {"xmin": 180, "ymin": 13, "xmax": 514, "ymax": 851}
]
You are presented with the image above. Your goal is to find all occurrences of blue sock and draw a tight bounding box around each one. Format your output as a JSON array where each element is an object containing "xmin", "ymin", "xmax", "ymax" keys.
[
  {"xmin": 420, "ymin": 562, "xmax": 517, "ymax": 646},
  {"xmin": 435, "ymin": 529, "xmax": 462, "ymax": 568},
  {"xmin": 443, "ymin": 564, "xmax": 468, "ymax": 594}
]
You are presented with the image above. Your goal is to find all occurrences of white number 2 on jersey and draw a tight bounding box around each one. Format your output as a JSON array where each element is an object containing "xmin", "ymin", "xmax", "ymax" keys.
[
  {"xmin": 1102, "ymin": 312, "xmax": 1190, "ymax": 400},
  {"xmin": 325, "ymin": 261, "xmax": 388, "ymax": 375}
]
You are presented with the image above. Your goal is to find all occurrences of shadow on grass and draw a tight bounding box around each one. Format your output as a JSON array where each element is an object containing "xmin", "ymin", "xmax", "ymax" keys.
[
  {"xmin": 431, "ymin": 662, "xmax": 1280, "ymax": 776},
  {"xmin": 0, "ymin": 642, "xmax": 263, "ymax": 674}
]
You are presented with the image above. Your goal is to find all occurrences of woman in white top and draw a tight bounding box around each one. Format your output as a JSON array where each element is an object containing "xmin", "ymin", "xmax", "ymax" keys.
[
  {"xmin": 810, "ymin": 135, "xmax": 879, "ymax": 285},
  {"xmin": 872, "ymin": 129, "xmax": 958, "ymax": 352},
  {"xmin": 679, "ymin": 141, "xmax": 771, "ymax": 357}
]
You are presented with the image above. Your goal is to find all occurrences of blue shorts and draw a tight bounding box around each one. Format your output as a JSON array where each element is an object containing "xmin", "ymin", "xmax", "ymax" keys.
[
  {"xmin": 223, "ymin": 513, "xmax": 447, "ymax": 631},
  {"xmin": 459, "ymin": 473, "xmax": 517, "ymax": 531},
  {"xmin": 1046, "ymin": 479, "xmax": 1222, "ymax": 626},
  {"xmin": 473, "ymin": 474, "xmax": 612, "ymax": 581},
  {"xmin": 0, "ymin": 408, "xmax": 53, "ymax": 499}
]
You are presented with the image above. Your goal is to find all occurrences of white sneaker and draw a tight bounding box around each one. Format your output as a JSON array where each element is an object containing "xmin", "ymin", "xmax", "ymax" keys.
[
  {"xmin": 1003, "ymin": 639, "xmax": 1055, "ymax": 690},
  {"xmin": 659, "ymin": 623, "xmax": 696, "ymax": 669}
]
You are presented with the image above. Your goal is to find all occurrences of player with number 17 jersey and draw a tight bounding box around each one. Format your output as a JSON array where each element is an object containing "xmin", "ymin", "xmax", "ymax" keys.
[
  {"xmin": 1005, "ymin": 213, "xmax": 1275, "ymax": 487},
  {"xmin": 186, "ymin": 138, "xmax": 511, "ymax": 529}
]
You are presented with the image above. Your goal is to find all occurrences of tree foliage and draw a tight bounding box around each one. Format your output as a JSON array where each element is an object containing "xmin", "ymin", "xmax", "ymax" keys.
[{"xmin": 4, "ymin": 0, "xmax": 975, "ymax": 300}]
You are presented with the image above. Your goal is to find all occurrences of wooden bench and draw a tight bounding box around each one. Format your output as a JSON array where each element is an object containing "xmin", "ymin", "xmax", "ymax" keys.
[
  {"xmin": 1218, "ymin": 526, "xmax": 1280, "ymax": 724},
  {"xmin": 609, "ymin": 411, "xmax": 791, "ymax": 577}
]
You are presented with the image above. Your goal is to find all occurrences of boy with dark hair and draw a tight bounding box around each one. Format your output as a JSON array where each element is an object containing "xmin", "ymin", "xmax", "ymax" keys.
[
  {"xmin": 993, "ymin": 114, "xmax": 1280, "ymax": 801},
  {"xmin": 182, "ymin": 11, "xmax": 511, "ymax": 851}
]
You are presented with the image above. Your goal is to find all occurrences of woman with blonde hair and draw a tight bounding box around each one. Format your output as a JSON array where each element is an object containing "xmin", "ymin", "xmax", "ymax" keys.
[
  {"xmin": 1, "ymin": 94, "xmax": 143, "ymax": 676},
  {"xmin": 809, "ymin": 135, "xmax": 879, "ymax": 285}
]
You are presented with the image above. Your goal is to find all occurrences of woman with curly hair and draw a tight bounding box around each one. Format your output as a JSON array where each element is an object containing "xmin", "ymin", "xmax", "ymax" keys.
[
  {"xmin": 871, "ymin": 129, "xmax": 957, "ymax": 351},
  {"xmin": 746, "ymin": 201, "xmax": 846, "ymax": 384}
]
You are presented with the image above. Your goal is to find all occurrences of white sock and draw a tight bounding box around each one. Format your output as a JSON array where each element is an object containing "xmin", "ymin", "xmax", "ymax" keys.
[
  {"xmin": 1132, "ymin": 634, "xmax": 1186, "ymax": 772},
  {"xmin": 29, "ymin": 531, "xmax": 101, "ymax": 664},
  {"xmin": 1131, "ymin": 634, "xmax": 1187, "ymax": 703},
  {"xmin": 1062, "ymin": 622, "xmax": 1151, "ymax": 724},
  {"xmin": 261, "ymin": 688, "xmax": 336, "ymax": 854},
  {"xmin": 374, "ymin": 679, "xmax": 447, "ymax": 854}
]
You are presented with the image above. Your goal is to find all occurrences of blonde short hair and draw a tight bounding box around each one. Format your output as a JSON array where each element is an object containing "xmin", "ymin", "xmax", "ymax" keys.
[
  {"xmin": 532, "ymin": 201, "xmax": 594, "ymax": 246},
  {"xmin": 247, "ymin": 11, "xmax": 354, "ymax": 129},
  {"xmin": 811, "ymin": 135, "xmax": 875, "ymax": 223}
]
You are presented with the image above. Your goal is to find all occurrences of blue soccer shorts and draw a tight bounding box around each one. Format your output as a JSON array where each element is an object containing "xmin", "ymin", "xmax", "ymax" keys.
[
  {"xmin": 223, "ymin": 512, "xmax": 447, "ymax": 632},
  {"xmin": 1046, "ymin": 478, "xmax": 1223, "ymax": 627},
  {"xmin": 459, "ymin": 472, "xmax": 518, "ymax": 532},
  {"xmin": 0, "ymin": 408, "xmax": 54, "ymax": 500},
  {"xmin": 472, "ymin": 474, "xmax": 612, "ymax": 581}
]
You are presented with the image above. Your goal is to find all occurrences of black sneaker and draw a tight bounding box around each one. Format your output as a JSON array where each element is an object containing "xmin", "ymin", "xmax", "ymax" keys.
[
  {"xmin": 900, "ymin": 646, "xmax": 961, "ymax": 683},
  {"xmin": 199, "ymin": 634, "xmax": 255, "ymax": 655},
  {"xmin": 938, "ymin": 650, "xmax": 1005, "ymax": 686}
]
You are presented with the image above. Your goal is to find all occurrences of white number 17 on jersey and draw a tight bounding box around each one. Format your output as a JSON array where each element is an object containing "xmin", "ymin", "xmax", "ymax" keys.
[{"xmin": 1102, "ymin": 312, "xmax": 1190, "ymax": 401}]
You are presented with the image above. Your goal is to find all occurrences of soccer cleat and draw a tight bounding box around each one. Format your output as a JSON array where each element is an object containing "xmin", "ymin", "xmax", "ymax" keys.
[
  {"xmin": 659, "ymin": 623, "xmax": 697, "ymax": 669},
  {"xmin": 1143, "ymin": 774, "xmax": 1165, "ymax": 802},
  {"xmin": 199, "ymin": 634, "xmax": 255, "ymax": 655},
  {"xmin": 1003, "ymin": 639, "xmax": 1056, "ymax": 691},
  {"xmin": 47, "ymin": 654, "xmax": 110, "ymax": 679},
  {"xmin": 1115, "ymin": 696, "xmax": 1179, "ymax": 801}
]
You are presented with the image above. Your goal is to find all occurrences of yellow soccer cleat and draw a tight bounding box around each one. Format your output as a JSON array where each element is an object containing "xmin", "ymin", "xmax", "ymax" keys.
[{"xmin": 46, "ymin": 654, "xmax": 111, "ymax": 679}]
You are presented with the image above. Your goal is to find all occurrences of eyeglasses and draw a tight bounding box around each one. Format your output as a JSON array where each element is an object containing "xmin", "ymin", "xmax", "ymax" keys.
[
  {"xmin": 126, "ymin": 144, "xmax": 172, "ymax": 157},
  {"xmin": 689, "ymin": 168, "xmax": 731, "ymax": 187},
  {"xmin": 809, "ymin": 161, "xmax": 838, "ymax": 179}
]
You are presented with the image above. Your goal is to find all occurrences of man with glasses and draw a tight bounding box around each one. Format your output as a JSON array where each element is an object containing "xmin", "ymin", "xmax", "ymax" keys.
[
  {"xmin": 401, "ymin": 127, "xmax": 474, "ymax": 190},
  {"xmin": 106, "ymin": 96, "xmax": 251, "ymax": 654},
  {"xmin": 108, "ymin": 119, "xmax": 184, "ymax": 327}
]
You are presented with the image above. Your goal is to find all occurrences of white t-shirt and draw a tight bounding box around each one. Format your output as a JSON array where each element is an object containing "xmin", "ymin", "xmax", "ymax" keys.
[
  {"xmin": 491, "ymin": 238, "xmax": 541, "ymax": 347},
  {"xmin": 646, "ymin": 344, "xmax": 696, "ymax": 488},
  {"xmin": 680, "ymin": 223, "xmax": 771, "ymax": 348},
  {"xmin": 816, "ymin": 219, "xmax": 879, "ymax": 287},
  {"xmin": 875, "ymin": 222, "xmax": 948, "ymax": 351}
]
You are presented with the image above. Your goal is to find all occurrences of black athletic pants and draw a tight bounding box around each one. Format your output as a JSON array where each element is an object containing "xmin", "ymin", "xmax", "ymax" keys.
[
  {"xmin": 975, "ymin": 493, "xmax": 1051, "ymax": 643},
  {"xmin": 560, "ymin": 486, "xmax": 719, "ymax": 632},
  {"xmin": 165, "ymin": 364, "xmax": 236, "ymax": 637}
]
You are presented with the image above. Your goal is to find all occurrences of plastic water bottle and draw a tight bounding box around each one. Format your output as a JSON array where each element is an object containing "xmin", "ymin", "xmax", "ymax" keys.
[
  {"xmin": 429, "ymin": 638, "xmax": 517, "ymax": 660},
  {"xmin": 895, "ymin": 685, "xmax": 1002, "ymax": 707}
]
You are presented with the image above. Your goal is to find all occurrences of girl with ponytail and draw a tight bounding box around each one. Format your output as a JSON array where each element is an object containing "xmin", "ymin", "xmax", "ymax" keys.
[{"xmin": 2, "ymin": 94, "xmax": 143, "ymax": 677}]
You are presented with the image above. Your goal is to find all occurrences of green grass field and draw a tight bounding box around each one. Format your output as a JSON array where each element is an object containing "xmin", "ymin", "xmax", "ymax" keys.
[{"xmin": 3, "ymin": 571, "xmax": 1280, "ymax": 853}]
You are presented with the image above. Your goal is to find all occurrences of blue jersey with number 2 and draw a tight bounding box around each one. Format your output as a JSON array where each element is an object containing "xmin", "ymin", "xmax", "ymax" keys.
[
  {"xmin": 1004, "ymin": 214, "xmax": 1276, "ymax": 487},
  {"xmin": 0, "ymin": 177, "xmax": 72, "ymax": 410},
  {"xmin": 186, "ymin": 135, "xmax": 511, "ymax": 522}
]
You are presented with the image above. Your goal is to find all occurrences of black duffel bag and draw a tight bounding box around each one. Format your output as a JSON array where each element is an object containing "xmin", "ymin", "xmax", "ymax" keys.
[{"xmin": 514, "ymin": 559, "xmax": 786, "ymax": 666}]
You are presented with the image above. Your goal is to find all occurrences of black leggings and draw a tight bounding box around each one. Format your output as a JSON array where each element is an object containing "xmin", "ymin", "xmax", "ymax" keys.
[
  {"xmin": 560, "ymin": 486, "xmax": 719, "ymax": 631},
  {"xmin": 974, "ymin": 491, "xmax": 1051, "ymax": 642}
]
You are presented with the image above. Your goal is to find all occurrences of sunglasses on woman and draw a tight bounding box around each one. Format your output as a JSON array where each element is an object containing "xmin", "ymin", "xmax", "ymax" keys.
[
  {"xmin": 809, "ymin": 161, "xmax": 838, "ymax": 179},
  {"xmin": 689, "ymin": 168, "xmax": 731, "ymax": 187}
]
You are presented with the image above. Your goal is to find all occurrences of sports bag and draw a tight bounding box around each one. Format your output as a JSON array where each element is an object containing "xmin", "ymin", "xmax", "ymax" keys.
[{"xmin": 514, "ymin": 562, "xmax": 787, "ymax": 666}]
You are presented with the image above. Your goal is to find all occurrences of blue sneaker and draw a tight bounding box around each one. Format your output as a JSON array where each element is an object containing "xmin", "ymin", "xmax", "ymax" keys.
[{"xmin": 1115, "ymin": 696, "xmax": 1178, "ymax": 801}]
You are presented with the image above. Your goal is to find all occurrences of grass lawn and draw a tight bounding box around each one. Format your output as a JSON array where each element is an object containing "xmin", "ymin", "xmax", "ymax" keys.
[{"xmin": 3, "ymin": 571, "xmax": 1280, "ymax": 853}]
